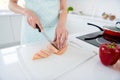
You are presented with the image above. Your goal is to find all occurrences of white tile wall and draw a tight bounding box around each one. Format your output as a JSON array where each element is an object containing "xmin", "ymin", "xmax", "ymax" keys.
[{"xmin": 67, "ymin": 0, "xmax": 120, "ymax": 18}]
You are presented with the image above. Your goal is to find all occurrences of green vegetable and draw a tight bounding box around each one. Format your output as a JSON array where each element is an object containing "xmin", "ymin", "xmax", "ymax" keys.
[{"xmin": 67, "ymin": 6, "xmax": 74, "ymax": 13}]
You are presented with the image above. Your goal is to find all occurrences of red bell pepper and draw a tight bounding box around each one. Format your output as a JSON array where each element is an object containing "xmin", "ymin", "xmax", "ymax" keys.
[{"xmin": 99, "ymin": 43, "xmax": 120, "ymax": 66}]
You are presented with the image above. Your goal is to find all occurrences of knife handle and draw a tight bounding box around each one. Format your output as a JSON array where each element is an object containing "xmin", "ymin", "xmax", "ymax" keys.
[{"xmin": 36, "ymin": 24, "xmax": 41, "ymax": 32}]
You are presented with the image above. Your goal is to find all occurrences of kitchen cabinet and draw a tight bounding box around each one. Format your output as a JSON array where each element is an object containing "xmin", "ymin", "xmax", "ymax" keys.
[
  {"xmin": 0, "ymin": 14, "xmax": 22, "ymax": 48},
  {"xmin": 0, "ymin": 15, "xmax": 14, "ymax": 47},
  {"xmin": 10, "ymin": 15, "xmax": 22, "ymax": 43}
]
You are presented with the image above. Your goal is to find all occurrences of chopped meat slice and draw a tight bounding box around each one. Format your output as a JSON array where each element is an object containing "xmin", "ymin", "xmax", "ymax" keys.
[
  {"xmin": 32, "ymin": 53, "xmax": 42, "ymax": 60},
  {"xmin": 32, "ymin": 43, "xmax": 68, "ymax": 60},
  {"xmin": 40, "ymin": 49, "xmax": 52, "ymax": 57},
  {"xmin": 32, "ymin": 49, "xmax": 52, "ymax": 60},
  {"xmin": 47, "ymin": 44, "xmax": 67, "ymax": 55},
  {"xmin": 47, "ymin": 44, "xmax": 58, "ymax": 53},
  {"xmin": 57, "ymin": 45, "xmax": 67, "ymax": 55}
]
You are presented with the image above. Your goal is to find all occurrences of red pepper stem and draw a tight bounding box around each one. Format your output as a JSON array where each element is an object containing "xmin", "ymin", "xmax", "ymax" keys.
[{"xmin": 107, "ymin": 42, "xmax": 115, "ymax": 49}]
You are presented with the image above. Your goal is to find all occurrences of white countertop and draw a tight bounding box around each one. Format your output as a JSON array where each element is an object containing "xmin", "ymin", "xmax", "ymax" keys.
[
  {"xmin": 0, "ymin": 14, "xmax": 120, "ymax": 80},
  {"xmin": 0, "ymin": 10, "xmax": 21, "ymax": 16},
  {"xmin": 57, "ymin": 55, "xmax": 120, "ymax": 80}
]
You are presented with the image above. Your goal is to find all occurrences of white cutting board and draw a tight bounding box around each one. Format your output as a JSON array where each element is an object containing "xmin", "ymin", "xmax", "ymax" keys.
[{"xmin": 17, "ymin": 41, "xmax": 96, "ymax": 80}]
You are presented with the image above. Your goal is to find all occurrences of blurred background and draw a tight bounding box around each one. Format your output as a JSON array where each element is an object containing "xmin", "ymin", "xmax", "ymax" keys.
[{"xmin": 0, "ymin": 0, "xmax": 120, "ymax": 49}]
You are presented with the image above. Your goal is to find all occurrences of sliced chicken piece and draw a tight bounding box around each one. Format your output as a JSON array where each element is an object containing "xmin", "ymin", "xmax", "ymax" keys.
[
  {"xmin": 47, "ymin": 43, "xmax": 67, "ymax": 55},
  {"xmin": 32, "ymin": 49, "xmax": 52, "ymax": 60},
  {"xmin": 57, "ymin": 45, "xmax": 67, "ymax": 55},
  {"xmin": 47, "ymin": 44, "xmax": 58, "ymax": 53},
  {"xmin": 32, "ymin": 53, "xmax": 43, "ymax": 60},
  {"xmin": 32, "ymin": 42, "xmax": 68, "ymax": 60},
  {"xmin": 40, "ymin": 49, "xmax": 52, "ymax": 57}
]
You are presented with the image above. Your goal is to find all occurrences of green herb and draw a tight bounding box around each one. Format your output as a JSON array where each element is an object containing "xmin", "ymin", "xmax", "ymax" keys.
[{"xmin": 67, "ymin": 6, "xmax": 74, "ymax": 13}]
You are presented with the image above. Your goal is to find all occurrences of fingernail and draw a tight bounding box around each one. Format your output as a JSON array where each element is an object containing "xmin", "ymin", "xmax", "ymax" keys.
[
  {"xmin": 59, "ymin": 45, "xmax": 61, "ymax": 49},
  {"xmin": 60, "ymin": 46, "xmax": 62, "ymax": 49},
  {"xmin": 61, "ymin": 46, "xmax": 62, "ymax": 49},
  {"xmin": 58, "ymin": 45, "xmax": 60, "ymax": 49},
  {"xmin": 62, "ymin": 45, "xmax": 63, "ymax": 48}
]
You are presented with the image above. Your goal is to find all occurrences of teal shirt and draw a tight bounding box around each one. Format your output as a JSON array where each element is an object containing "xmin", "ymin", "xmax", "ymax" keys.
[{"xmin": 21, "ymin": 0, "xmax": 60, "ymax": 44}]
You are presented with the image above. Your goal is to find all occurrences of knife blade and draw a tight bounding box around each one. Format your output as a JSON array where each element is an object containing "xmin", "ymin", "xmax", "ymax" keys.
[{"xmin": 36, "ymin": 24, "xmax": 59, "ymax": 50}]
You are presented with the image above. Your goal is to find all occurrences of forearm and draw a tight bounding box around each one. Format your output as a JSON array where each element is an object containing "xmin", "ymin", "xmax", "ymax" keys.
[
  {"xmin": 58, "ymin": 9, "xmax": 67, "ymax": 27},
  {"xmin": 9, "ymin": 0, "xmax": 27, "ymax": 15}
]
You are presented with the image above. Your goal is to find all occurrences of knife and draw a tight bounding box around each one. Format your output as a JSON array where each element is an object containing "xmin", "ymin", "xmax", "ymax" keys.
[{"xmin": 36, "ymin": 24, "xmax": 59, "ymax": 50}]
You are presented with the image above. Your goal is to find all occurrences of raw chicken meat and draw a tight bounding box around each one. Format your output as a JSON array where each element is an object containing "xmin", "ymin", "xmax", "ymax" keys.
[
  {"xmin": 32, "ymin": 43, "xmax": 67, "ymax": 60},
  {"xmin": 47, "ymin": 44, "xmax": 67, "ymax": 55}
]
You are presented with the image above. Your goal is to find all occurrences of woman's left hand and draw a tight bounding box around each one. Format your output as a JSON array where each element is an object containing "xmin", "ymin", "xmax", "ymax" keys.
[{"xmin": 54, "ymin": 25, "xmax": 68, "ymax": 49}]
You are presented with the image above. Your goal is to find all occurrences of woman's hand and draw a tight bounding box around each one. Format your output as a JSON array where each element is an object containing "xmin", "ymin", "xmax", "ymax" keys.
[
  {"xmin": 47, "ymin": 42, "xmax": 67, "ymax": 55},
  {"xmin": 25, "ymin": 9, "xmax": 44, "ymax": 31},
  {"xmin": 9, "ymin": 0, "xmax": 43, "ymax": 31},
  {"xmin": 54, "ymin": 25, "xmax": 68, "ymax": 49},
  {"xmin": 54, "ymin": 0, "xmax": 67, "ymax": 49}
]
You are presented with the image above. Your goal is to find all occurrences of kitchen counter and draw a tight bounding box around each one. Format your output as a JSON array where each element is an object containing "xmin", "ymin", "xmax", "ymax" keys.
[
  {"xmin": 0, "ymin": 10, "xmax": 21, "ymax": 16},
  {"xmin": 0, "ymin": 14, "xmax": 120, "ymax": 80},
  {"xmin": 57, "ymin": 55, "xmax": 120, "ymax": 80}
]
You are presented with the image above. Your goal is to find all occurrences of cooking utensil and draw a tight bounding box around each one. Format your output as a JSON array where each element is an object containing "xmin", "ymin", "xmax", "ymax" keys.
[
  {"xmin": 36, "ymin": 24, "xmax": 59, "ymax": 50},
  {"xmin": 86, "ymin": 23, "xmax": 120, "ymax": 42},
  {"xmin": 116, "ymin": 22, "xmax": 120, "ymax": 29}
]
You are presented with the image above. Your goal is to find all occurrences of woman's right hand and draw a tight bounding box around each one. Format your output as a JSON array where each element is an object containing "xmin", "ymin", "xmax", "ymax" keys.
[
  {"xmin": 24, "ymin": 9, "xmax": 44, "ymax": 31},
  {"xmin": 9, "ymin": 0, "xmax": 43, "ymax": 31}
]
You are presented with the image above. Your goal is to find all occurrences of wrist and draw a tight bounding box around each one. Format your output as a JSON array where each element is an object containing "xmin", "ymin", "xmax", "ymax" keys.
[
  {"xmin": 22, "ymin": 8, "xmax": 30, "ymax": 16},
  {"xmin": 57, "ymin": 23, "xmax": 66, "ymax": 28}
]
